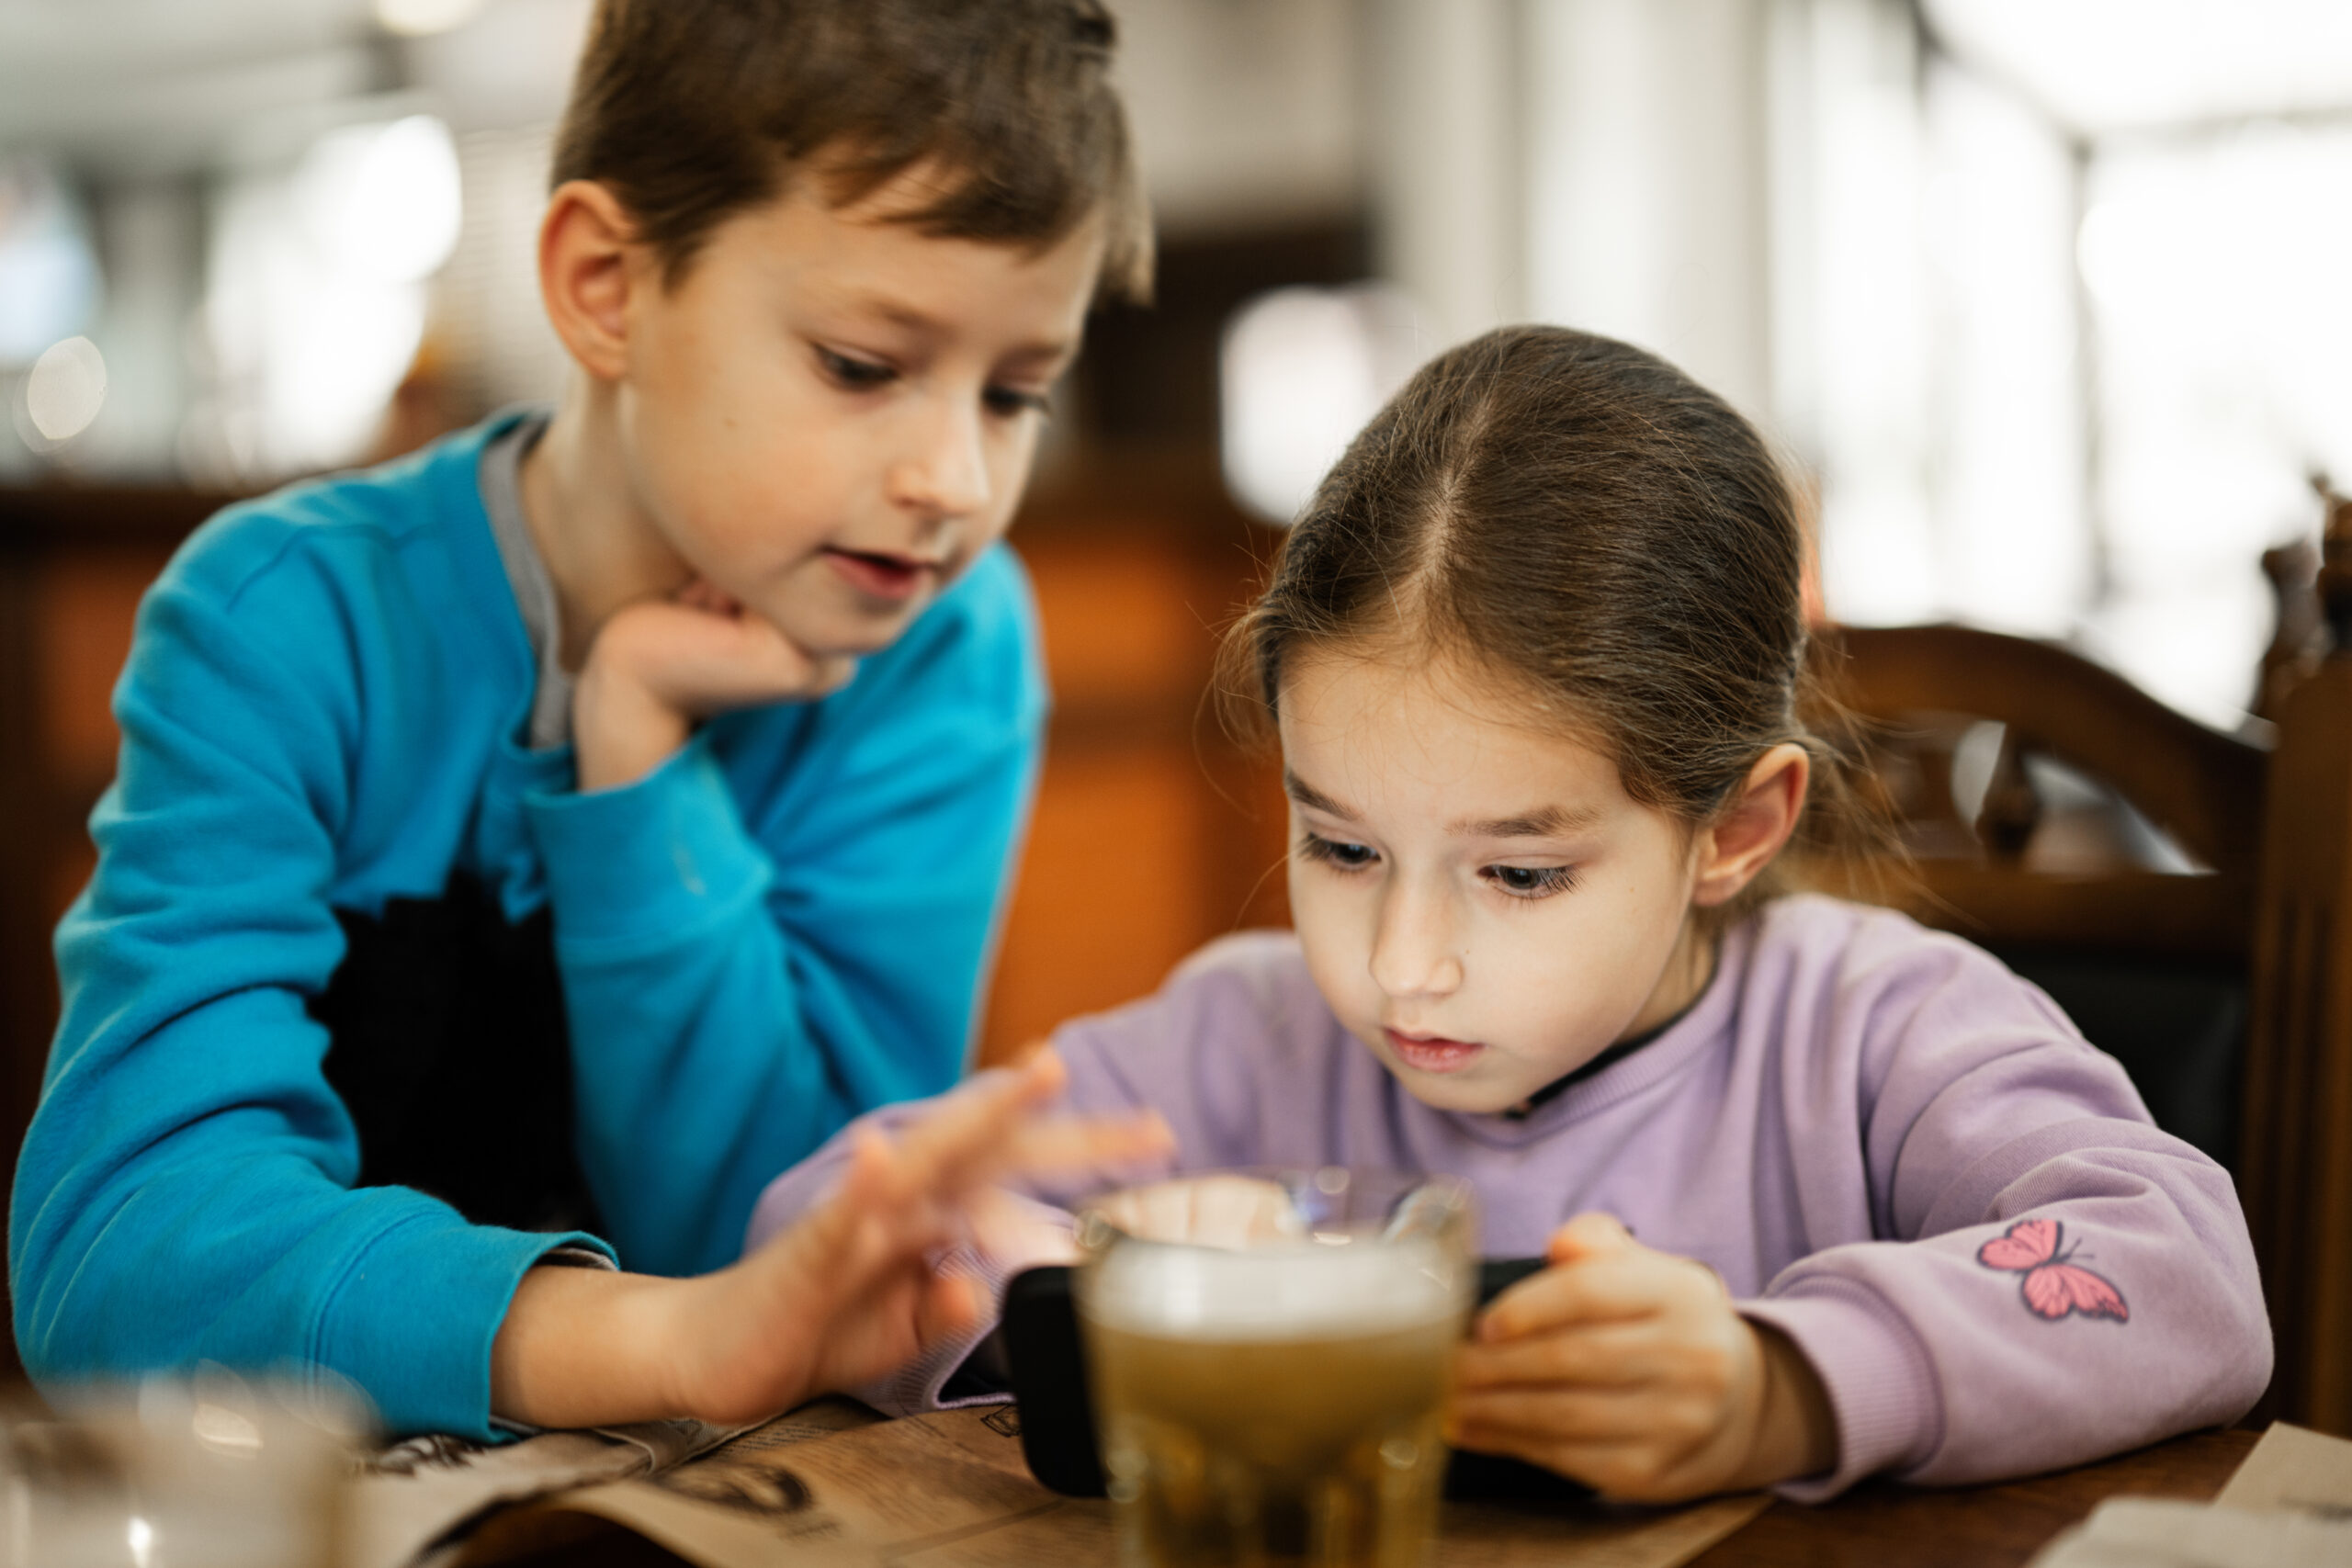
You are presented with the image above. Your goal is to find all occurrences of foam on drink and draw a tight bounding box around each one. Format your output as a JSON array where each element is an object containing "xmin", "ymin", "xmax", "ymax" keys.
[{"xmin": 1083, "ymin": 1235, "xmax": 1463, "ymax": 1341}]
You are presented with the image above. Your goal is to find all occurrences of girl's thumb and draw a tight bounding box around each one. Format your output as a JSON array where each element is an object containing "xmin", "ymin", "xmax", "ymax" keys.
[{"xmin": 1547, "ymin": 1211, "xmax": 1635, "ymax": 1265}]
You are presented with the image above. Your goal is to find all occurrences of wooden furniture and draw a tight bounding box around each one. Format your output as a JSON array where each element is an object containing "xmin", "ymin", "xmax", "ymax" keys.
[
  {"xmin": 1687, "ymin": 1427, "xmax": 2256, "ymax": 1568},
  {"xmin": 1823, "ymin": 522, "xmax": 2352, "ymax": 1432},
  {"xmin": 447, "ymin": 1425, "xmax": 2258, "ymax": 1567}
]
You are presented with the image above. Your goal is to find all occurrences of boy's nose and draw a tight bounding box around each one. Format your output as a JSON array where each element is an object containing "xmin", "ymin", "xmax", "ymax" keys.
[
  {"xmin": 1367, "ymin": 883, "xmax": 1464, "ymax": 1001},
  {"xmin": 890, "ymin": 396, "xmax": 991, "ymax": 521}
]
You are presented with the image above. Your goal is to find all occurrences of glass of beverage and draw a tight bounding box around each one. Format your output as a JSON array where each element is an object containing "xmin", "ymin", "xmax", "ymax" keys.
[{"xmin": 1073, "ymin": 1167, "xmax": 1476, "ymax": 1568}]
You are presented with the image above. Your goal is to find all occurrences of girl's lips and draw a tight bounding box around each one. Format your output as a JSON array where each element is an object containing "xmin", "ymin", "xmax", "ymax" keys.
[
  {"xmin": 824, "ymin": 547, "xmax": 933, "ymax": 602},
  {"xmin": 1384, "ymin": 1029, "xmax": 1485, "ymax": 1074}
]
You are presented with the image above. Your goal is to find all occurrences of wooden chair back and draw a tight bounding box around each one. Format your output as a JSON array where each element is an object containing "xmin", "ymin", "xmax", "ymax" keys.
[{"xmin": 1824, "ymin": 547, "xmax": 2352, "ymax": 1432}]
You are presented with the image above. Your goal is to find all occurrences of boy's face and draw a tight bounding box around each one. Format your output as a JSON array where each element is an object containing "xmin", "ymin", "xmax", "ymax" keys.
[
  {"xmin": 615, "ymin": 171, "xmax": 1102, "ymax": 658},
  {"xmin": 1278, "ymin": 649, "xmax": 1707, "ymax": 1116}
]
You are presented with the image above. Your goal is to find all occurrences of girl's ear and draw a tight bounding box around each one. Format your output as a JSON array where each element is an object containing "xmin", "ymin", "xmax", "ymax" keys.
[
  {"xmin": 1690, "ymin": 743, "xmax": 1811, "ymax": 908},
  {"xmin": 538, "ymin": 179, "xmax": 647, "ymax": 384}
]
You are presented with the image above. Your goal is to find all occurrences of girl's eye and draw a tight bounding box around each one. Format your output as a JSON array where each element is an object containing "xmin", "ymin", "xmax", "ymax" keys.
[
  {"xmin": 983, "ymin": 385, "xmax": 1053, "ymax": 418},
  {"xmin": 817, "ymin": 347, "xmax": 895, "ymax": 390},
  {"xmin": 1297, "ymin": 832, "xmax": 1377, "ymax": 872},
  {"xmin": 1485, "ymin": 864, "xmax": 1577, "ymax": 899}
]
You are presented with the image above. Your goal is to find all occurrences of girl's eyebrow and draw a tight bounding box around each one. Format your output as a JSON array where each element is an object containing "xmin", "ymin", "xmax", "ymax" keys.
[
  {"xmin": 1285, "ymin": 769, "xmax": 1599, "ymax": 839},
  {"xmin": 1449, "ymin": 805, "xmax": 1601, "ymax": 839},
  {"xmin": 1283, "ymin": 769, "xmax": 1357, "ymax": 820}
]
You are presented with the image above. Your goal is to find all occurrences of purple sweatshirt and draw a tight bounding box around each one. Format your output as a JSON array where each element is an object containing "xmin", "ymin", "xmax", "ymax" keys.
[{"xmin": 747, "ymin": 895, "xmax": 2269, "ymax": 1498}]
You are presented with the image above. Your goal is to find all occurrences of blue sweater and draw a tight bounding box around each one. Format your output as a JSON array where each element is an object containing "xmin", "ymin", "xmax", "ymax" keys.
[{"xmin": 9, "ymin": 415, "xmax": 1047, "ymax": 1438}]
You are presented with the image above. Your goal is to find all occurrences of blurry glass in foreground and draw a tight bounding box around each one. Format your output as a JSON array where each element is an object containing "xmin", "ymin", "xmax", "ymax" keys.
[
  {"xmin": 0, "ymin": 1375, "xmax": 368, "ymax": 1568},
  {"xmin": 1075, "ymin": 1168, "xmax": 1476, "ymax": 1568}
]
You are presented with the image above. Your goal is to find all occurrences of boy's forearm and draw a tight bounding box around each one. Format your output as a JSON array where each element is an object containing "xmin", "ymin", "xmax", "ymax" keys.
[{"xmin": 492, "ymin": 1265, "xmax": 701, "ymax": 1429}]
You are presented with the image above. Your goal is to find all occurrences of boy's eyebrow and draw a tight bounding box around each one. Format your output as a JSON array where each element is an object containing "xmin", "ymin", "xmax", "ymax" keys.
[
  {"xmin": 1283, "ymin": 769, "xmax": 1358, "ymax": 820},
  {"xmin": 837, "ymin": 293, "xmax": 1077, "ymax": 366},
  {"xmin": 1449, "ymin": 804, "xmax": 1601, "ymax": 839}
]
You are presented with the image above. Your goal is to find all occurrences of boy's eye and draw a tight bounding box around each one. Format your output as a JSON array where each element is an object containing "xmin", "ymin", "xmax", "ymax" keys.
[
  {"xmin": 1485, "ymin": 864, "xmax": 1577, "ymax": 899},
  {"xmin": 817, "ymin": 346, "xmax": 896, "ymax": 390},
  {"xmin": 1297, "ymin": 832, "xmax": 1377, "ymax": 872},
  {"xmin": 983, "ymin": 384, "xmax": 1053, "ymax": 419}
]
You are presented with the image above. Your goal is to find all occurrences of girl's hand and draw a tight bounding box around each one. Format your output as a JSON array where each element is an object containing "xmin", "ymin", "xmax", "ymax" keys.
[
  {"xmin": 1448, "ymin": 1213, "xmax": 1837, "ymax": 1502},
  {"xmin": 490, "ymin": 1051, "xmax": 1171, "ymax": 1429},
  {"xmin": 574, "ymin": 580, "xmax": 857, "ymax": 792}
]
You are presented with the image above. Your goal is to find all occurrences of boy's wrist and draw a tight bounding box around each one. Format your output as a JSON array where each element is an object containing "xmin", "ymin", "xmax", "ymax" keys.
[
  {"xmin": 573, "ymin": 659, "xmax": 692, "ymax": 793},
  {"xmin": 492, "ymin": 1264, "xmax": 705, "ymax": 1428}
]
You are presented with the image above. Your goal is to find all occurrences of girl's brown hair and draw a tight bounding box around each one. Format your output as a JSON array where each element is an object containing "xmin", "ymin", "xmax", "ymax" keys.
[{"xmin": 1220, "ymin": 324, "xmax": 1887, "ymax": 921}]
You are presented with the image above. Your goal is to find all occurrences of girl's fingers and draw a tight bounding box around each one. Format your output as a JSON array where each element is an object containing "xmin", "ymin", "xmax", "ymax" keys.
[
  {"xmin": 1546, "ymin": 1211, "xmax": 1638, "ymax": 1266},
  {"xmin": 1449, "ymin": 1385, "xmax": 1668, "ymax": 1445},
  {"xmin": 1477, "ymin": 1256, "xmax": 1671, "ymax": 1340},
  {"xmin": 1453, "ymin": 1321, "xmax": 1665, "ymax": 1391}
]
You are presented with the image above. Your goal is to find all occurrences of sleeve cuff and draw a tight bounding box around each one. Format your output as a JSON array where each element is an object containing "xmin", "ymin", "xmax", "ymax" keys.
[
  {"xmin": 522, "ymin": 735, "xmax": 768, "ymax": 953},
  {"xmin": 1738, "ymin": 1278, "xmax": 1942, "ymax": 1501},
  {"xmin": 312, "ymin": 1201, "xmax": 617, "ymax": 1441},
  {"xmin": 848, "ymin": 1246, "xmax": 1005, "ymax": 1417},
  {"xmin": 848, "ymin": 1195, "xmax": 1079, "ymax": 1416}
]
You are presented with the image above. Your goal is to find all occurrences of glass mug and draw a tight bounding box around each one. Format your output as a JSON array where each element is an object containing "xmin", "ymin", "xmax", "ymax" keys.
[{"xmin": 1073, "ymin": 1168, "xmax": 1476, "ymax": 1568}]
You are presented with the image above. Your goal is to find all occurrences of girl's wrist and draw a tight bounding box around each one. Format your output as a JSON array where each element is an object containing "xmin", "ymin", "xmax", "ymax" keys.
[{"xmin": 1730, "ymin": 1321, "xmax": 1838, "ymax": 1490}]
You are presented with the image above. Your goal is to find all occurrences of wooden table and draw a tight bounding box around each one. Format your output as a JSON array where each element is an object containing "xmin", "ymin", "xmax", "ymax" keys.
[
  {"xmin": 1687, "ymin": 1427, "xmax": 2256, "ymax": 1567},
  {"xmin": 498, "ymin": 1426, "xmax": 2256, "ymax": 1568}
]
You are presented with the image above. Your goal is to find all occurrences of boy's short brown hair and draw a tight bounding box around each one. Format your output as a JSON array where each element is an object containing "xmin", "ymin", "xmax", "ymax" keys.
[{"xmin": 551, "ymin": 0, "xmax": 1151, "ymax": 302}]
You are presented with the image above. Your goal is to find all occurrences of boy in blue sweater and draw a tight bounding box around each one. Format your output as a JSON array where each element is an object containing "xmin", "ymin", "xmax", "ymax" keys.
[{"xmin": 10, "ymin": 0, "xmax": 1159, "ymax": 1438}]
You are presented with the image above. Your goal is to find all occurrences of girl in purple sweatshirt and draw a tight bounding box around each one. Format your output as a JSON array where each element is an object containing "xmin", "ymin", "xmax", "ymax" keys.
[{"xmin": 749, "ymin": 325, "xmax": 2269, "ymax": 1501}]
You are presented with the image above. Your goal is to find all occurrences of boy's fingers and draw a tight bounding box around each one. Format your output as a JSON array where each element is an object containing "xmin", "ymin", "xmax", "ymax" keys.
[
  {"xmin": 997, "ymin": 1111, "xmax": 1171, "ymax": 1175},
  {"xmin": 1453, "ymin": 1321, "xmax": 1662, "ymax": 1390},
  {"xmin": 883, "ymin": 1058, "xmax": 1064, "ymax": 1187},
  {"xmin": 1477, "ymin": 1256, "xmax": 1668, "ymax": 1341},
  {"xmin": 915, "ymin": 1271, "xmax": 982, "ymax": 1348},
  {"xmin": 1546, "ymin": 1212, "xmax": 1637, "ymax": 1266}
]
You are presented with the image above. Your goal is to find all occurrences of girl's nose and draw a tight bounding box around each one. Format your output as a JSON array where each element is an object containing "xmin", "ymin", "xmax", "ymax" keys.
[
  {"xmin": 890, "ymin": 394, "xmax": 991, "ymax": 520},
  {"xmin": 1367, "ymin": 882, "xmax": 1464, "ymax": 1000}
]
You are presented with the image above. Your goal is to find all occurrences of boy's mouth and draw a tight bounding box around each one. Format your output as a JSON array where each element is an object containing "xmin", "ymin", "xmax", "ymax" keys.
[
  {"xmin": 1384, "ymin": 1028, "xmax": 1485, "ymax": 1075},
  {"xmin": 823, "ymin": 546, "xmax": 939, "ymax": 603}
]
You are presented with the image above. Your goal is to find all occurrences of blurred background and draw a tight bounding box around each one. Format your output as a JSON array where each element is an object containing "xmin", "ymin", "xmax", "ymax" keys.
[{"xmin": 1, "ymin": 0, "xmax": 2347, "ymax": 1229}]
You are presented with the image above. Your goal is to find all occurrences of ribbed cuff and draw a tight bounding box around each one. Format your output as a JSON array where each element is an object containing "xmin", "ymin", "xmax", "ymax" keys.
[
  {"xmin": 850, "ymin": 1246, "xmax": 1004, "ymax": 1416},
  {"xmin": 1738, "ymin": 1280, "xmax": 1941, "ymax": 1501},
  {"xmin": 523, "ymin": 736, "xmax": 768, "ymax": 954},
  {"xmin": 311, "ymin": 1197, "xmax": 616, "ymax": 1441}
]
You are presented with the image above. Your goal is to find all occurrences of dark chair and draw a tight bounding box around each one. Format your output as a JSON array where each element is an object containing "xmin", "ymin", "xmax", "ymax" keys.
[{"xmin": 1821, "ymin": 505, "xmax": 2352, "ymax": 1435}]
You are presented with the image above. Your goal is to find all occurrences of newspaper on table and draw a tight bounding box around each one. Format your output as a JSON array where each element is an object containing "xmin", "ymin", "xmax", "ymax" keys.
[
  {"xmin": 357, "ymin": 1399, "xmax": 1768, "ymax": 1568},
  {"xmin": 2025, "ymin": 1422, "xmax": 2352, "ymax": 1568}
]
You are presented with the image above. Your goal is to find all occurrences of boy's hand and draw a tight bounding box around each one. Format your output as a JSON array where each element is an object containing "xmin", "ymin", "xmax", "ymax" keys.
[
  {"xmin": 574, "ymin": 580, "xmax": 857, "ymax": 792},
  {"xmin": 490, "ymin": 1051, "xmax": 1170, "ymax": 1430},
  {"xmin": 1448, "ymin": 1213, "xmax": 1837, "ymax": 1502}
]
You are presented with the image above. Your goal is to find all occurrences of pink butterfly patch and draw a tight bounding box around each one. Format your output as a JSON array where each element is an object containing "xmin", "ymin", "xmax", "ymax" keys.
[{"xmin": 1976, "ymin": 1218, "xmax": 2128, "ymax": 1323}]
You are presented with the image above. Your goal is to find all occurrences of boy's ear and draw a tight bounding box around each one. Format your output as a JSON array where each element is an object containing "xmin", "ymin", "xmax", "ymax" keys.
[
  {"xmin": 1690, "ymin": 743, "xmax": 1811, "ymax": 908},
  {"xmin": 538, "ymin": 179, "xmax": 646, "ymax": 383}
]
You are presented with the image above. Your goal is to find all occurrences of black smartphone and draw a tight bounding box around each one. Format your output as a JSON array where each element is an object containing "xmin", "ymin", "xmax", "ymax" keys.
[{"xmin": 999, "ymin": 1256, "xmax": 1589, "ymax": 1500}]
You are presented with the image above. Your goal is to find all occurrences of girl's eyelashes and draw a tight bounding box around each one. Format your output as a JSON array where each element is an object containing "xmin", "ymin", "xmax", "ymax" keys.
[
  {"xmin": 1296, "ymin": 833, "xmax": 1577, "ymax": 899},
  {"xmin": 984, "ymin": 384, "xmax": 1053, "ymax": 419},
  {"xmin": 816, "ymin": 345, "xmax": 895, "ymax": 390},
  {"xmin": 1296, "ymin": 831, "xmax": 1377, "ymax": 872},
  {"xmin": 1484, "ymin": 863, "xmax": 1578, "ymax": 899}
]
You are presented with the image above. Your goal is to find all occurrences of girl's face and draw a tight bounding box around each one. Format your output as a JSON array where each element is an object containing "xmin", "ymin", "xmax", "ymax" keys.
[{"xmin": 1279, "ymin": 649, "xmax": 1710, "ymax": 1115}]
